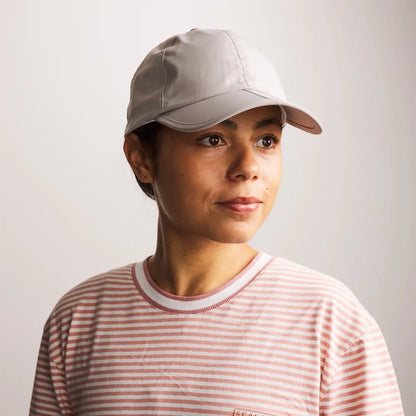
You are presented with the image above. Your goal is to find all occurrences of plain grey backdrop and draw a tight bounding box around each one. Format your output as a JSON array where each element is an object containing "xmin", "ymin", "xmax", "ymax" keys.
[{"xmin": 1, "ymin": 0, "xmax": 414, "ymax": 414}]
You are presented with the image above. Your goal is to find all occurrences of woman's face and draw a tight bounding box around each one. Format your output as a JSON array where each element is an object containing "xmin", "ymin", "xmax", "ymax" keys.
[{"xmin": 150, "ymin": 105, "xmax": 283, "ymax": 244}]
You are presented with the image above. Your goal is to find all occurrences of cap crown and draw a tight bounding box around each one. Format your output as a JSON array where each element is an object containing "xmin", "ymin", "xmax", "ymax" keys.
[{"xmin": 126, "ymin": 29, "xmax": 286, "ymax": 134}]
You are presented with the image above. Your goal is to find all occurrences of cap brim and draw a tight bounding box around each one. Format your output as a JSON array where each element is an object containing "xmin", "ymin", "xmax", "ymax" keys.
[{"xmin": 156, "ymin": 89, "xmax": 322, "ymax": 134}]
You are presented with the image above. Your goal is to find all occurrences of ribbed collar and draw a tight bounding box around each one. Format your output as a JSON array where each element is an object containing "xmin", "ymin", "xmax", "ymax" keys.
[{"xmin": 133, "ymin": 252, "xmax": 272, "ymax": 314}]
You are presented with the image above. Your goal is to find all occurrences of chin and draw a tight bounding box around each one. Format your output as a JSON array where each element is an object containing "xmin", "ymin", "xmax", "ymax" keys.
[{"xmin": 208, "ymin": 226, "xmax": 258, "ymax": 245}]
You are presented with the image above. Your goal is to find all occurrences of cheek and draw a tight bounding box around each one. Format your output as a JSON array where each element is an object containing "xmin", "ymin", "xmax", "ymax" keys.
[
  {"xmin": 153, "ymin": 157, "xmax": 216, "ymax": 207},
  {"xmin": 263, "ymin": 156, "xmax": 283, "ymax": 194}
]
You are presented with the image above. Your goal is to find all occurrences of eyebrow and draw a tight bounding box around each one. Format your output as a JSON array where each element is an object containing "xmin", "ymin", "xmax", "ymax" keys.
[{"xmin": 218, "ymin": 118, "xmax": 282, "ymax": 131}]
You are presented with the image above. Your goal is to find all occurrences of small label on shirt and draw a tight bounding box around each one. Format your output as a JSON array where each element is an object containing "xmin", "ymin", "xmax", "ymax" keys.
[{"xmin": 233, "ymin": 409, "xmax": 276, "ymax": 416}]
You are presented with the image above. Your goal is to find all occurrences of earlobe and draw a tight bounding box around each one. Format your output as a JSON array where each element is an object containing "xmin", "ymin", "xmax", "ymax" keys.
[{"xmin": 123, "ymin": 133, "xmax": 154, "ymax": 183}]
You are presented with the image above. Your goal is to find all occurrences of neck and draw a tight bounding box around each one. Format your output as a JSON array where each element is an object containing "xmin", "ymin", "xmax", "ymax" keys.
[{"xmin": 147, "ymin": 219, "xmax": 258, "ymax": 296}]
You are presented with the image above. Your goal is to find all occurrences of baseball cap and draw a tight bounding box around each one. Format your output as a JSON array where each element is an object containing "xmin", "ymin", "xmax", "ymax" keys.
[{"xmin": 125, "ymin": 28, "xmax": 322, "ymax": 136}]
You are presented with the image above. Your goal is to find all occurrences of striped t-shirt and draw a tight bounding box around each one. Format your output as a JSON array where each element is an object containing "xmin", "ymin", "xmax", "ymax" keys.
[{"xmin": 30, "ymin": 252, "xmax": 404, "ymax": 415}]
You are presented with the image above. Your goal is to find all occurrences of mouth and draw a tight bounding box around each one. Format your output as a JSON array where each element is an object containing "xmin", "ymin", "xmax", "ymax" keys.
[{"xmin": 216, "ymin": 196, "xmax": 263, "ymax": 213}]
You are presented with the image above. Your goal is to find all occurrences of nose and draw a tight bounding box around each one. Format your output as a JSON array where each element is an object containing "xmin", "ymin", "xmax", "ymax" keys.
[{"xmin": 227, "ymin": 145, "xmax": 259, "ymax": 182}]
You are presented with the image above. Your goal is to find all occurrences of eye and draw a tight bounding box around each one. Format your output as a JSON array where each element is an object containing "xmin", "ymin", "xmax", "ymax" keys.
[
  {"xmin": 198, "ymin": 134, "xmax": 225, "ymax": 147},
  {"xmin": 254, "ymin": 135, "xmax": 280, "ymax": 148}
]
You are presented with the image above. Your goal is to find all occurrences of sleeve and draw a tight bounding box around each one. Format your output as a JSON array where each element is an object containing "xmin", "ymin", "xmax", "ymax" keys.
[
  {"xmin": 29, "ymin": 318, "xmax": 73, "ymax": 416},
  {"xmin": 319, "ymin": 320, "xmax": 404, "ymax": 415}
]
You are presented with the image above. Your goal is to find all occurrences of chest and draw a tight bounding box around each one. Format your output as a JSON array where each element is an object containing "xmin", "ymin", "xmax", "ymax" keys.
[{"xmin": 64, "ymin": 311, "xmax": 321, "ymax": 415}]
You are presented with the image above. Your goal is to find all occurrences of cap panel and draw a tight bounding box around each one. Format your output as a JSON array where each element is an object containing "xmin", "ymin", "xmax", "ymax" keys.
[
  {"xmin": 162, "ymin": 29, "xmax": 247, "ymax": 112},
  {"xmin": 227, "ymin": 31, "xmax": 287, "ymax": 100},
  {"xmin": 125, "ymin": 41, "xmax": 167, "ymax": 134}
]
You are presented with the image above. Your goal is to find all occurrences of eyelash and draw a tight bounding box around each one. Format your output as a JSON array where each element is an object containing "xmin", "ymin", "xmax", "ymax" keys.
[
  {"xmin": 255, "ymin": 135, "xmax": 281, "ymax": 148},
  {"xmin": 198, "ymin": 134, "xmax": 280, "ymax": 148},
  {"xmin": 198, "ymin": 134, "xmax": 225, "ymax": 147}
]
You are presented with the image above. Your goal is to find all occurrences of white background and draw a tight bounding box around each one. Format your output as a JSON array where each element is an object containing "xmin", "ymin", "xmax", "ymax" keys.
[{"xmin": 1, "ymin": 0, "xmax": 414, "ymax": 414}]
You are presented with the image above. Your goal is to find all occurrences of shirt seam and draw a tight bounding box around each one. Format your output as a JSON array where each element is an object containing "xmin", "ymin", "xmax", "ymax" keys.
[{"xmin": 319, "ymin": 318, "xmax": 376, "ymax": 398}]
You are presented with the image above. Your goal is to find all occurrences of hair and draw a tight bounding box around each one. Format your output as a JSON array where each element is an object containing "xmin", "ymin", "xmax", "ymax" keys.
[{"xmin": 131, "ymin": 121, "xmax": 163, "ymax": 200}]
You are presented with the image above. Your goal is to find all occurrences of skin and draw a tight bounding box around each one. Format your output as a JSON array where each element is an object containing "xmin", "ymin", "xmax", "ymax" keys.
[{"xmin": 124, "ymin": 105, "xmax": 283, "ymax": 296}]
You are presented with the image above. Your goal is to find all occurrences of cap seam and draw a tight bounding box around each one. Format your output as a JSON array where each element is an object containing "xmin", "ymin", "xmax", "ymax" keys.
[
  {"xmin": 158, "ymin": 87, "xmax": 282, "ymax": 115},
  {"xmin": 157, "ymin": 87, "xmax": 256, "ymax": 120},
  {"xmin": 160, "ymin": 38, "xmax": 176, "ymax": 110},
  {"xmin": 157, "ymin": 89, "xmax": 285, "ymax": 127},
  {"xmin": 223, "ymin": 30, "xmax": 249, "ymax": 88}
]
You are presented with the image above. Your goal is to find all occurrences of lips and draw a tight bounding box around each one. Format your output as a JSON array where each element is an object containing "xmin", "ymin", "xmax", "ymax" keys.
[{"xmin": 216, "ymin": 196, "xmax": 262, "ymax": 213}]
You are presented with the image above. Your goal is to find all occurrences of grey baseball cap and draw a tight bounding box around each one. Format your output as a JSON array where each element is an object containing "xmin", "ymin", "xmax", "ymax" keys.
[{"xmin": 125, "ymin": 28, "xmax": 322, "ymax": 136}]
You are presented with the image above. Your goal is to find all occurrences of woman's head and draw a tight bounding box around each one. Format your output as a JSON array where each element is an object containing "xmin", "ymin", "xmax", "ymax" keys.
[{"xmin": 123, "ymin": 28, "xmax": 322, "ymax": 243}]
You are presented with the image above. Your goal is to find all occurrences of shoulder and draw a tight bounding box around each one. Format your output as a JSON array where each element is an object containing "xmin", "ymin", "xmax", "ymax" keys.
[
  {"xmin": 37, "ymin": 262, "xmax": 138, "ymax": 365},
  {"xmin": 260, "ymin": 255, "xmax": 376, "ymax": 347},
  {"xmin": 265, "ymin": 255, "xmax": 366, "ymax": 304},
  {"xmin": 45, "ymin": 262, "xmax": 137, "ymax": 329}
]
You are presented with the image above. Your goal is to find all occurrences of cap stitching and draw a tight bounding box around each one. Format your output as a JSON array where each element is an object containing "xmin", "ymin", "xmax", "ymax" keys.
[
  {"xmin": 223, "ymin": 31, "xmax": 249, "ymax": 88},
  {"xmin": 159, "ymin": 87, "xmax": 258, "ymax": 118},
  {"xmin": 157, "ymin": 87, "xmax": 284, "ymax": 119},
  {"xmin": 160, "ymin": 37, "xmax": 176, "ymax": 110}
]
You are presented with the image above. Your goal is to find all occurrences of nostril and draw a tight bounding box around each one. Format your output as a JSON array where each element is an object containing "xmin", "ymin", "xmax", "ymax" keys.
[{"xmin": 233, "ymin": 173, "xmax": 258, "ymax": 181}]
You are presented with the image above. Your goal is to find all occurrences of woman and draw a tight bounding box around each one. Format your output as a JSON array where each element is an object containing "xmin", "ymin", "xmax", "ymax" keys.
[{"xmin": 30, "ymin": 28, "xmax": 404, "ymax": 416}]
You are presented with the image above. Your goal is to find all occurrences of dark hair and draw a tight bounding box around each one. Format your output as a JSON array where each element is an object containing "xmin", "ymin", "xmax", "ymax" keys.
[{"xmin": 131, "ymin": 122, "xmax": 163, "ymax": 200}]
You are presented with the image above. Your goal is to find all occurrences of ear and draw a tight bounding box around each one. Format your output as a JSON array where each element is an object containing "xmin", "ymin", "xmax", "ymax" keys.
[{"xmin": 123, "ymin": 133, "xmax": 155, "ymax": 183}]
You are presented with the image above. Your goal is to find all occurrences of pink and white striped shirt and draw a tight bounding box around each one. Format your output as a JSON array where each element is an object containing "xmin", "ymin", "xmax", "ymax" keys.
[{"xmin": 30, "ymin": 252, "xmax": 404, "ymax": 415}]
